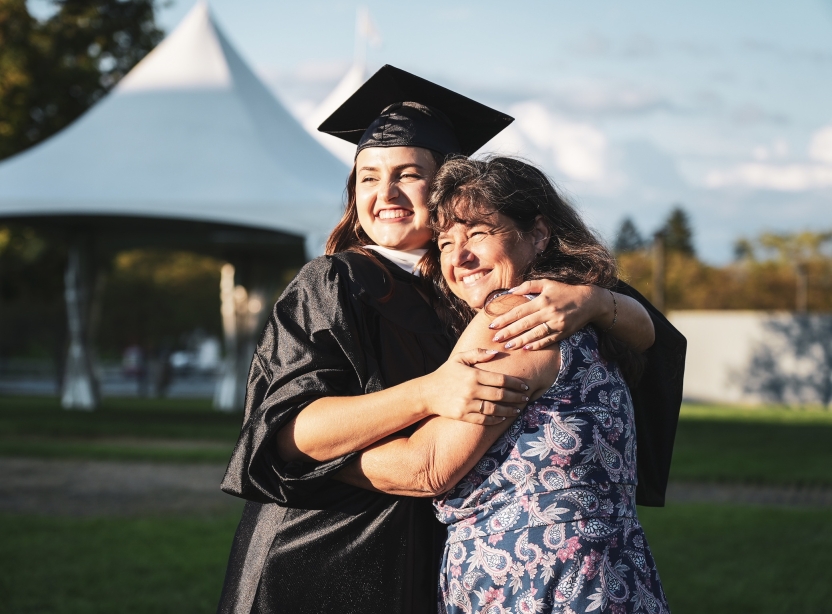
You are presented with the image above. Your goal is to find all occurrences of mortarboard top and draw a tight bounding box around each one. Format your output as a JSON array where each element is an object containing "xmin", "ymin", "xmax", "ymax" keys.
[{"xmin": 318, "ymin": 65, "xmax": 514, "ymax": 157}]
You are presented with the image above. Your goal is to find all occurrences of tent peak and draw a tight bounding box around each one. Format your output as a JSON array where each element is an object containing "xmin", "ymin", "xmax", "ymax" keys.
[{"xmin": 117, "ymin": 1, "xmax": 231, "ymax": 93}]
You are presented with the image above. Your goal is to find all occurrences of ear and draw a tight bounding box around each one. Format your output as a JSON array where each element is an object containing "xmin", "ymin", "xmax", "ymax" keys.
[{"xmin": 531, "ymin": 215, "xmax": 550, "ymax": 253}]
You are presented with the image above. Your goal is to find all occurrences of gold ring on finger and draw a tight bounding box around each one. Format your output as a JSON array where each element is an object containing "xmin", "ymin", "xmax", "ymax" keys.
[{"xmin": 479, "ymin": 399, "xmax": 485, "ymax": 414}]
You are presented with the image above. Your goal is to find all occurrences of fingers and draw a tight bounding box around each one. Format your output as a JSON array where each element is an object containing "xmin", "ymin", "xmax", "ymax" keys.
[
  {"xmin": 492, "ymin": 312, "xmax": 542, "ymax": 345},
  {"xmin": 456, "ymin": 348, "xmax": 499, "ymax": 366},
  {"xmin": 508, "ymin": 322, "xmax": 569, "ymax": 351},
  {"xmin": 507, "ymin": 280, "xmax": 544, "ymax": 296},
  {"xmin": 475, "ymin": 370, "xmax": 529, "ymax": 392},
  {"xmin": 488, "ymin": 299, "xmax": 536, "ymax": 331},
  {"xmin": 520, "ymin": 334, "xmax": 559, "ymax": 351}
]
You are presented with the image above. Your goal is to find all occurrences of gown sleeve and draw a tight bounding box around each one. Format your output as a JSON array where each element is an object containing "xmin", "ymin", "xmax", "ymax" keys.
[
  {"xmin": 220, "ymin": 256, "xmax": 370, "ymax": 505},
  {"xmin": 613, "ymin": 280, "xmax": 687, "ymax": 507}
]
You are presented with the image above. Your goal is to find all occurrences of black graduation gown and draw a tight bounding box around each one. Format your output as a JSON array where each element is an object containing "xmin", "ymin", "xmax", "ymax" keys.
[
  {"xmin": 217, "ymin": 252, "xmax": 454, "ymax": 614},
  {"xmin": 614, "ymin": 280, "xmax": 687, "ymax": 507}
]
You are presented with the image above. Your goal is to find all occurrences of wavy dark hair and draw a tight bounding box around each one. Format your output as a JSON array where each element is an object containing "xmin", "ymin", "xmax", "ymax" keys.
[{"xmin": 426, "ymin": 155, "xmax": 644, "ymax": 385}]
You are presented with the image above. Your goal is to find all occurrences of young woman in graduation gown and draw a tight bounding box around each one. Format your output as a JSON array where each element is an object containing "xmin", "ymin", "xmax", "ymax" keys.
[{"xmin": 216, "ymin": 66, "xmax": 685, "ymax": 614}]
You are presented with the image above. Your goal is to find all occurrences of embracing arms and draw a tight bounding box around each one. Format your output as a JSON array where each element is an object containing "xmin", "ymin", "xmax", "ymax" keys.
[
  {"xmin": 489, "ymin": 280, "xmax": 655, "ymax": 352},
  {"xmin": 335, "ymin": 294, "xmax": 561, "ymax": 497},
  {"xmin": 275, "ymin": 352, "xmax": 529, "ymax": 463}
]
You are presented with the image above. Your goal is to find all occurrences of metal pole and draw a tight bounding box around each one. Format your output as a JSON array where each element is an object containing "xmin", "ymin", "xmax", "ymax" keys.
[
  {"xmin": 796, "ymin": 263, "xmax": 808, "ymax": 313},
  {"xmin": 61, "ymin": 238, "xmax": 99, "ymax": 410},
  {"xmin": 213, "ymin": 263, "xmax": 239, "ymax": 411}
]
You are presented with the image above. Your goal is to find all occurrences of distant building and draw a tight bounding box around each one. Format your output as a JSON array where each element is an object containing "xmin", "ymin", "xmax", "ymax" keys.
[{"xmin": 669, "ymin": 310, "xmax": 832, "ymax": 407}]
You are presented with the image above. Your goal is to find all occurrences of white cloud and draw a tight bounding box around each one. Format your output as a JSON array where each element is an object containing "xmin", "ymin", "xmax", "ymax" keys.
[
  {"xmin": 809, "ymin": 125, "xmax": 832, "ymax": 164},
  {"xmin": 486, "ymin": 101, "xmax": 608, "ymax": 183},
  {"xmin": 706, "ymin": 163, "xmax": 832, "ymax": 191},
  {"xmin": 705, "ymin": 125, "xmax": 832, "ymax": 191}
]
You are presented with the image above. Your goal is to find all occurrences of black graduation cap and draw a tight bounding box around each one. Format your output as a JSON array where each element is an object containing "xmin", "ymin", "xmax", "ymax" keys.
[{"xmin": 318, "ymin": 65, "xmax": 514, "ymax": 157}]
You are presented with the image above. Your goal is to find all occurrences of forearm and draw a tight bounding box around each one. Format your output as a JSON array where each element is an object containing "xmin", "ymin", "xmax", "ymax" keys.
[
  {"xmin": 336, "ymin": 415, "xmax": 514, "ymax": 497},
  {"xmin": 592, "ymin": 290, "xmax": 655, "ymax": 351},
  {"xmin": 276, "ymin": 376, "xmax": 429, "ymax": 463}
]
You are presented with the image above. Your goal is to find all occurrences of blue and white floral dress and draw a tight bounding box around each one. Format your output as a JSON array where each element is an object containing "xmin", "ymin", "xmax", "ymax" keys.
[{"xmin": 434, "ymin": 327, "xmax": 670, "ymax": 614}]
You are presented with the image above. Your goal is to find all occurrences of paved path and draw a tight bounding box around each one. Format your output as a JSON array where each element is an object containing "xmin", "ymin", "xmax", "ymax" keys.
[
  {"xmin": 1, "ymin": 458, "xmax": 831, "ymax": 517},
  {"xmin": 665, "ymin": 481, "xmax": 832, "ymax": 508},
  {"xmin": 0, "ymin": 458, "xmax": 240, "ymax": 517}
]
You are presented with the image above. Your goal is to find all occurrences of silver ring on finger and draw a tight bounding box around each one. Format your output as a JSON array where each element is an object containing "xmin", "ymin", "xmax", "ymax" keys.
[
  {"xmin": 479, "ymin": 399, "xmax": 485, "ymax": 414},
  {"xmin": 541, "ymin": 322, "xmax": 553, "ymax": 336}
]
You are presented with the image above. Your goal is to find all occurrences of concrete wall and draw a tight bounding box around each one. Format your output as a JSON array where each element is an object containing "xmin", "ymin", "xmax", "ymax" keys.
[{"xmin": 668, "ymin": 311, "xmax": 832, "ymax": 406}]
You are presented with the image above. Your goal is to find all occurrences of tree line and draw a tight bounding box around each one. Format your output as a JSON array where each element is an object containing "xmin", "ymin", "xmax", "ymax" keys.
[{"xmin": 613, "ymin": 209, "xmax": 832, "ymax": 313}]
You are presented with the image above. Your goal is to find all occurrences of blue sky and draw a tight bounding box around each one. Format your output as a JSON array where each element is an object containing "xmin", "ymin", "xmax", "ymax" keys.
[{"xmin": 29, "ymin": 0, "xmax": 832, "ymax": 261}]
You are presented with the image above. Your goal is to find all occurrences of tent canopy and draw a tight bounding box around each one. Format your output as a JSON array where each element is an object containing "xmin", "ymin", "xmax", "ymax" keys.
[{"xmin": 0, "ymin": 2, "xmax": 348, "ymax": 254}]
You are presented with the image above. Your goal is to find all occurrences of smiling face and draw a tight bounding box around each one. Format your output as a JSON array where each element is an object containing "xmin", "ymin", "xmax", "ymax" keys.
[
  {"xmin": 438, "ymin": 210, "xmax": 549, "ymax": 310},
  {"xmin": 354, "ymin": 146, "xmax": 437, "ymax": 251}
]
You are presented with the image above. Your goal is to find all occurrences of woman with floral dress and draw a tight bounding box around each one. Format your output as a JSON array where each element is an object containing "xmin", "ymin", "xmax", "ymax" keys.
[{"xmin": 340, "ymin": 156, "xmax": 670, "ymax": 613}]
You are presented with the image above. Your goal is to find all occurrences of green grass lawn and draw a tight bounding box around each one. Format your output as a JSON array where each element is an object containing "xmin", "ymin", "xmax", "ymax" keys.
[
  {"xmin": 0, "ymin": 503, "xmax": 828, "ymax": 614},
  {"xmin": 670, "ymin": 404, "xmax": 832, "ymax": 486},
  {"xmin": 0, "ymin": 509, "xmax": 243, "ymax": 614},
  {"xmin": 5, "ymin": 397, "xmax": 832, "ymax": 485},
  {"xmin": 0, "ymin": 396, "xmax": 240, "ymax": 463},
  {"xmin": 639, "ymin": 503, "xmax": 832, "ymax": 614},
  {"xmin": 1, "ymin": 397, "xmax": 831, "ymax": 612}
]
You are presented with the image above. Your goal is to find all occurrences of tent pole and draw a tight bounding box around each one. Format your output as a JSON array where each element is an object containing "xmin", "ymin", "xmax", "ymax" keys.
[
  {"xmin": 214, "ymin": 263, "xmax": 239, "ymax": 411},
  {"xmin": 61, "ymin": 237, "xmax": 99, "ymax": 410}
]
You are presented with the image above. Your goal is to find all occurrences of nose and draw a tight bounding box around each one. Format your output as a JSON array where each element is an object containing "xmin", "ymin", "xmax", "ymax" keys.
[
  {"xmin": 449, "ymin": 242, "xmax": 473, "ymax": 268},
  {"xmin": 378, "ymin": 178, "xmax": 399, "ymax": 203}
]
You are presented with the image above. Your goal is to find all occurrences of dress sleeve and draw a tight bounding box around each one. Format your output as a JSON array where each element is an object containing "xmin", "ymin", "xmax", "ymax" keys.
[
  {"xmin": 613, "ymin": 280, "xmax": 687, "ymax": 507},
  {"xmin": 220, "ymin": 256, "xmax": 369, "ymax": 505}
]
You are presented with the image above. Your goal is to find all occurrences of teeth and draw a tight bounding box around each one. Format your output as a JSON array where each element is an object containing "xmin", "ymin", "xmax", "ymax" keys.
[
  {"xmin": 378, "ymin": 209, "xmax": 413, "ymax": 219},
  {"xmin": 462, "ymin": 271, "xmax": 487, "ymax": 285}
]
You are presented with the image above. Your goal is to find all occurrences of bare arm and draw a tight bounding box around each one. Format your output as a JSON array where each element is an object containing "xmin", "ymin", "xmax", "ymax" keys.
[
  {"xmin": 276, "ymin": 347, "xmax": 531, "ymax": 464},
  {"xmin": 487, "ymin": 280, "xmax": 655, "ymax": 352},
  {"xmin": 335, "ymin": 295, "xmax": 561, "ymax": 497}
]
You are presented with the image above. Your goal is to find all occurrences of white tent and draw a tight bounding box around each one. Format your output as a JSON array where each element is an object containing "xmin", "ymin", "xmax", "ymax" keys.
[
  {"xmin": 0, "ymin": 2, "xmax": 352, "ymax": 410},
  {"xmin": 0, "ymin": 1, "xmax": 347, "ymax": 255}
]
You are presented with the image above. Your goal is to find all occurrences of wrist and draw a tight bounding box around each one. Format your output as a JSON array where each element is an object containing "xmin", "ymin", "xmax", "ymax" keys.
[
  {"xmin": 412, "ymin": 375, "xmax": 434, "ymax": 418},
  {"xmin": 589, "ymin": 285, "xmax": 612, "ymax": 326}
]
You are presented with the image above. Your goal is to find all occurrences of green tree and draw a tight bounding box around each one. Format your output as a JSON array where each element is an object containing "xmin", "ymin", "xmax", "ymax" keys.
[
  {"xmin": 0, "ymin": 0, "xmax": 163, "ymax": 161},
  {"xmin": 662, "ymin": 206, "xmax": 695, "ymax": 256},
  {"xmin": 614, "ymin": 217, "xmax": 644, "ymax": 253}
]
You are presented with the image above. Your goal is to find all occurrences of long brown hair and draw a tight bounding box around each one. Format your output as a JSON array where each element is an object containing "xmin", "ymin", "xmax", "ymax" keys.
[{"xmin": 427, "ymin": 155, "xmax": 645, "ymax": 385}]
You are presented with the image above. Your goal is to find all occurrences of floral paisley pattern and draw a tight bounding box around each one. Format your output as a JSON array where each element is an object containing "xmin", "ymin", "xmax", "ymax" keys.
[{"xmin": 435, "ymin": 328, "xmax": 669, "ymax": 614}]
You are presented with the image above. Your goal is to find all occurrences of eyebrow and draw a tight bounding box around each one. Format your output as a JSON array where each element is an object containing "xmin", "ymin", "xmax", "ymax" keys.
[
  {"xmin": 357, "ymin": 163, "xmax": 429, "ymax": 173},
  {"xmin": 437, "ymin": 220, "xmax": 497, "ymax": 237}
]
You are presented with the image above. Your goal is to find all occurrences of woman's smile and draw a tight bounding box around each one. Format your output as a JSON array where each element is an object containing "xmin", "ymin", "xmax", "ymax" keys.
[
  {"xmin": 376, "ymin": 207, "xmax": 415, "ymax": 221},
  {"xmin": 460, "ymin": 269, "xmax": 492, "ymax": 286}
]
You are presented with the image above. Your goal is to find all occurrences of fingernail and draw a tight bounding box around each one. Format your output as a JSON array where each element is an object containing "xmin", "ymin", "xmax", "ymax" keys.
[
  {"xmin": 486, "ymin": 349, "xmax": 498, "ymax": 354},
  {"xmin": 488, "ymin": 323, "xmax": 496, "ymax": 329},
  {"xmin": 501, "ymin": 417, "xmax": 507, "ymax": 421},
  {"xmin": 504, "ymin": 342, "xmax": 514, "ymax": 349},
  {"xmin": 492, "ymin": 334, "xmax": 502, "ymax": 342},
  {"xmin": 524, "ymin": 396, "xmax": 529, "ymax": 402},
  {"xmin": 507, "ymin": 287, "xmax": 517, "ymax": 293},
  {"xmin": 523, "ymin": 344, "xmax": 532, "ymax": 350},
  {"xmin": 524, "ymin": 384, "xmax": 530, "ymax": 391},
  {"xmin": 515, "ymin": 408, "xmax": 522, "ymax": 414}
]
